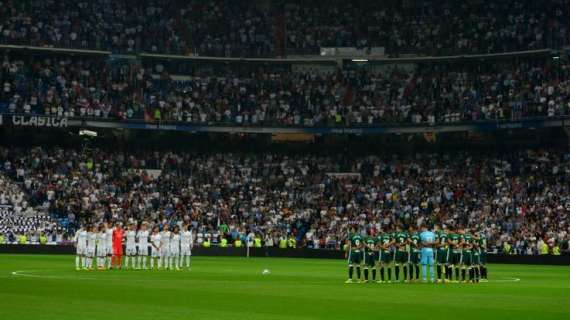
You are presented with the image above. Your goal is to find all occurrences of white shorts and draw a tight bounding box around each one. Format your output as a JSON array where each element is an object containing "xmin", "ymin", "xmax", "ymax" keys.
[
  {"xmin": 126, "ymin": 245, "xmax": 137, "ymax": 256},
  {"xmin": 151, "ymin": 247, "xmax": 160, "ymax": 258},
  {"xmin": 86, "ymin": 247, "xmax": 96, "ymax": 257},
  {"xmin": 97, "ymin": 245, "xmax": 107, "ymax": 257},
  {"xmin": 181, "ymin": 246, "xmax": 192, "ymax": 256},
  {"xmin": 138, "ymin": 244, "xmax": 149, "ymax": 256},
  {"xmin": 169, "ymin": 248, "xmax": 180, "ymax": 257},
  {"xmin": 160, "ymin": 247, "xmax": 170, "ymax": 257},
  {"xmin": 76, "ymin": 246, "xmax": 86, "ymax": 255},
  {"xmin": 106, "ymin": 244, "xmax": 113, "ymax": 255}
]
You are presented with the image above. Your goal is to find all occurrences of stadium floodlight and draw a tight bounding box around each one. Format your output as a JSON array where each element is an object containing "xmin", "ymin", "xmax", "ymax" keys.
[
  {"xmin": 552, "ymin": 56, "xmax": 560, "ymax": 60},
  {"xmin": 351, "ymin": 58, "xmax": 368, "ymax": 62},
  {"xmin": 79, "ymin": 129, "xmax": 98, "ymax": 138}
]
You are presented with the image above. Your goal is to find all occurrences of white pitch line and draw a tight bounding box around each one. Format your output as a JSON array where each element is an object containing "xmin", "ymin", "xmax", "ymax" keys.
[
  {"xmin": 11, "ymin": 270, "xmax": 99, "ymax": 281},
  {"xmin": 490, "ymin": 277, "xmax": 521, "ymax": 282}
]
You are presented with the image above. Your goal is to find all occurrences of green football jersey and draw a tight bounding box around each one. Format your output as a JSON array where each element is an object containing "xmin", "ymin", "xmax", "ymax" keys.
[
  {"xmin": 463, "ymin": 234, "xmax": 473, "ymax": 252},
  {"xmin": 437, "ymin": 232, "xmax": 448, "ymax": 249},
  {"xmin": 365, "ymin": 237, "xmax": 376, "ymax": 251},
  {"xmin": 410, "ymin": 233, "xmax": 421, "ymax": 252},
  {"xmin": 350, "ymin": 234, "xmax": 363, "ymax": 251},
  {"xmin": 449, "ymin": 233, "xmax": 461, "ymax": 252},
  {"xmin": 395, "ymin": 231, "xmax": 408, "ymax": 245},
  {"xmin": 478, "ymin": 233, "xmax": 487, "ymax": 250},
  {"xmin": 378, "ymin": 233, "xmax": 392, "ymax": 251}
]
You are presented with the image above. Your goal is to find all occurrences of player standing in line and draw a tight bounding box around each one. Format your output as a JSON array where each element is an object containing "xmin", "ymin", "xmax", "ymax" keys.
[
  {"xmin": 137, "ymin": 222, "xmax": 150, "ymax": 270},
  {"xmin": 363, "ymin": 234, "xmax": 377, "ymax": 283},
  {"xmin": 448, "ymin": 228, "xmax": 462, "ymax": 282},
  {"xmin": 408, "ymin": 228, "xmax": 421, "ymax": 282},
  {"xmin": 86, "ymin": 225, "xmax": 97, "ymax": 270},
  {"xmin": 112, "ymin": 222, "xmax": 124, "ymax": 269},
  {"xmin": 435, "ymin": 225, "xmax": 450, "ymax": 283},
  {"xmin": 125, "ymin": 223, "xmax": 138, "ymax": 269},
  {"xmin": 170, "ymin": 226, "xmax": 181, "ymax": 270},
  {"xmin": 377, "ymin": 229, "xmax": 393, "ymax": 283},
  {"xmin": 105, "ymin": 222, "xmax": 114, "ymax": 269},
  {"xmin": 74, "ymin": 225, "xmax": 88, "ymax": 270},
  {"xmin": 96, "ymin": 224, "xmax": 107, "ymax": 270},
  {"xmin": 150, "ymin": 226, "xmax": 161, "ymax": 270},
  {"xmin": 462, "ymin": 230, "xmax": 476, "ymax": 283},
  {"xmin": 472, "ymin": 228, "xmax": 482, "ymax": 283},
  {"xmin": 345, "ymin": 230, "xmax": 363, "ymax": 283},
  {"xmin": 477, "ymin": 232, "xmax": 487, "ymax": 282},
  {"xmin": 393, "ymin": 225, "xmax": 409, "ymax": 283},
  {"xmin": 419, "ymin": 225, "xmax": 436, "ymax": 283},
  {"xmin": 180, "ymin": 224, "xmax": 193, "ymax": 269},
  {"xmin": 160, "ymin": 225, "xmax": 171, "ymax": 270}
]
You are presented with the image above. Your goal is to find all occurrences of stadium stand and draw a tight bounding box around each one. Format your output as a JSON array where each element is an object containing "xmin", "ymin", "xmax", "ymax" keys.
[
  {"xmin": 0, "ymin": 146, "xmax": 568, "ymax": 254},
  {"xmin": 0, "ymin": 0, "xmax": 567, "ymax": 57},
  {"xmin": 1, "ymin": 53, "xmax": 569, "ymax": 125}
]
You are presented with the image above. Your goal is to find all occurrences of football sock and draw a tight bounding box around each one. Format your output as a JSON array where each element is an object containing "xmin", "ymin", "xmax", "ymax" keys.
[
  {"xmin": 403, "ymin": 266, "xmax": 408, "ymax": 280},
  {"xmin": 415, "ymin": 265, "xmax": 420, "ymax": 279},
  {"xmin": 364, "ymin": 268, "xmax": 369, "ymax": 280},
  {"xmin": 356, "ymin": 267, "xmax": 361, "ymax": 280},
  {"xmin": 482, "ymin": 266, "xmax": 487, "ymax": 279},
  {"xmin": 186, "ymin": 256, "xmax": 191, "ymax": 268},
  {"xmin": 421, "ymin": 265, "xmax": 427, "ymax": 281},
  {"xmin": 75, "ymin": 256, "xmax": 80, "ymax": 269},
  {"xmin": 372, "ymin": 269, "xmax": 377, "ymax": 281},
  {"xmin": 150, "ymin": 258, "xmax": 154, "ymax": 268},
  {"xmin": 429, "ymin": 264, "xmax": 435, "ymax": 281},
  {"xmin": 455, "ymin": 267, "xmax": 460, "ymax": 280},
  {"xmin": 395, "ymin": 266, "xmax": 400, "ymax": 281},
  {"xmin": 475, "ymin": 267, "xmax": 480, "ymax": 282},
  {"xmin": 380, "ymin": 267, "xmax": 385, "ymax": 281},
  {"xmin": 387, "ymin": 268, "xmax": 392, "ymax": 281},
  {"xmin": 469, "ymin": 268, "xmax": 474, "ymax": 281},
  {"xmin": 461, "ymin": 269, "xmax": 466, "ymax": 281},
  {"xmin": 408, "ymin": 265, "xmax": 414, "ymax": 280},
  {"xmin": 348, "ymin": 266, "xmax": 354, "ymax": 279},
  {"xmin": 437, "ymin": 265, "xmax": 442, "ymax": 280}
]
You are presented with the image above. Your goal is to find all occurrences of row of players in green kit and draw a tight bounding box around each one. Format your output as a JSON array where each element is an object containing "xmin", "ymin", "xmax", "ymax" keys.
[{"xmin": 346, "ymin": 226, "xmax": 488, "ymax": 283}]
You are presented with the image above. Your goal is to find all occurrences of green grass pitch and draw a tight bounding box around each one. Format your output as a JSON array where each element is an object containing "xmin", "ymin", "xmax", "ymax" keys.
[{"xmin": 0, "ymin": 255, "xmax": 569, "ymax": 320}]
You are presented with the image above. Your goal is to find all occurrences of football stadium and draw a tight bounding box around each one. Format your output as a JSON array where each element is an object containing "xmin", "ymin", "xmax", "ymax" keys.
[{"xmin": 1, "ymin": 0, "xmax": 570, "ymax": 319}]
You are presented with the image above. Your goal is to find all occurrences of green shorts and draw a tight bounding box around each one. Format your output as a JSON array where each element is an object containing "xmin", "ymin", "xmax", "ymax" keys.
[
  {"xmin": 436, "ymin": 249, "xmax": 449, "ymax": 264},
  {"xmin": 409, "ymin": 251, "xmax": 420, "ymax": 264},
  {"xmin": 395, "ymin": 250, "xmax": 408, "ymax": 264},
  {"xmin": 449, "ymin": 251, "xmax": 462, "ymax": 265},
  {"xmin": 480, "ymin": 251, "xmax": 487, "ymax": 265},
  {"xmin": 364, "ymin": 251, "xmax": 378, "ymax": 267},
  {"xmin": 462, "ymin": 251, "xmax": 473, "ymax": 265},
  {"xmin": 349, "ymin": 250, "xmax": 363, "ymax": 265},
  {"xmin": 379, "ymin": 250, "xmax": 393, "ymax": 264},
  {"xmin": 472, "ymin": 252, "xmax": 481, "ymax": 265}
]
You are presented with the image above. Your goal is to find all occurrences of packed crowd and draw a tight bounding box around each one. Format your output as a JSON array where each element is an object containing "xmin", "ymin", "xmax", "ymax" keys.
[
  {"xmin": 0, "ymin": 0, "xmax": 567, "ymax": 57},
  {"xmin": 1, "ymin": 53, "xmax": 569, "ymax": 125},
  {"xmin": 0, "ymin": 0, "xmax": 274, "ymax": 57},
  {"xmin": 285, "ymin": 0, "xmax": 569, "ymax": 56},
  {"xmin": 0, "ymin": 146, "xmax": 568, "ymax": 255}
]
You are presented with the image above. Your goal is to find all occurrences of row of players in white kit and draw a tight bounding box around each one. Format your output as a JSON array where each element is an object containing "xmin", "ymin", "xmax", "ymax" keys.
[{"xmin": 74, "ymin": 222, "xmax": 194, "ymax": 270}]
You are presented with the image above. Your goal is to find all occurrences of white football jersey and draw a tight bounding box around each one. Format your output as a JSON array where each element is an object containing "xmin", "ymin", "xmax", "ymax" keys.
[
  {"xmin": 106, "ymin": 228, "xmax": 113, "ymax": 246},
  {"xmin": 160, "ymin": 231, "xmax": 171, "ymax": 246},
  {"xmin": 97, "ymin": 232, "xmax": 107, "ymax": 247},
  {"xmin": 181, "ymin": 230, "xmax": 193, "ymax": 247},
  {"xmin": 75, "ymin": 230, "xmax": 87, "ymax": 248},
  {"xmin": 137, "ymin": 230, "xmax": 149, "ymax": 245},
  {"xmin": 126, "ymin": 230, "xmax": 136, "ymax": 246},
  {"xmin": 87, "ymin": 232, "xmax": 97, "ymax": 249},
  {"xmin": 170, "ymin": 233, "xmax": 180, "ymax": 249},
  {"xmin": 151, "ymin": 233, "xmax": 161, "ymax": 247}
]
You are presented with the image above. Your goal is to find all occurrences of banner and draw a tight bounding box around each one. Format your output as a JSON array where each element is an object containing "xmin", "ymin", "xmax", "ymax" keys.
[{"xmin": 0, "ymin": 115, "xmax": 68, "ymax": 128}]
